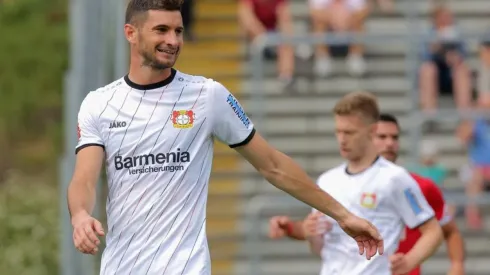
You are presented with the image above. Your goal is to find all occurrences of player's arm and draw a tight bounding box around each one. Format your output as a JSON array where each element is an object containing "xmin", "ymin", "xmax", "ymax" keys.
[
  {"xmin": 442, "ymin": 220, "xmax": 466, "ymax": 274},
  {"xmin": 209, "ymin": 81, "xmax": 350, "ymax": 222},
  {"xmin": 307, "ymin": 235, "xmax": 324, "ymax": 257},
  {"xmin": 67, "ymin": 93, "xmax": 106, "ymax": 254},
  {"xmin": 285, "ymin": 220, "xmax": 306, "ymax": 240},
  {"xmin": 392, "ymin": 172, "xmax": 443, "ymax": 270},
  {"xmin": 235, "ymin": 133, "xmax": 350, "ymax": 221},
  {"xmin": 269, "ymin": 216, "xmax": 306, "ymax": 240},
  {"xmin": 67, "ymin": 93, "xmax": 105, "ymax": 221},
  {"xmin": 422, "ymin": 181, "xmax": 466, "ymax": 272},
  {"xmin": 68, "ymin": 146, "xmax": 104, "ymax": 220}
]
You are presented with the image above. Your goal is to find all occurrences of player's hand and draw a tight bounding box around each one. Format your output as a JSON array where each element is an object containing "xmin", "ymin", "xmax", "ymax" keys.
[
  {"xmin": 71, "ymin": 212, "xmax": 105, "ymax": 255},
  {"xmin": 268, "ymin": 216, "xmax": 292, "ymax": 239},
  {"xmin": 337, "ymin": 214, "xmax": 384, "ymax": 260},
  {"xmin": 303, "ymin": 212, "xmax": 332, "ymax": 238},
  {"xmin": 390, "ymin": 253, "xmax": 414, "ymax": 275}
]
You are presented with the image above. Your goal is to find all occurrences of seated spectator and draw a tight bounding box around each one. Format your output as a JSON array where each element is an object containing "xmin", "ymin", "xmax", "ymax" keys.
[
  {"xmin": 309, "ymin": 0, "xmax": 369, "ymax": 77},
  {"xmin": 238, "ymin": 0, "xmax": 295, "ymax": 91},
  {"xmin": 408, "ymin": 139, "xmax": 448, "ymax": 188},
  {"xmin": 477, "ymin": 33, "xmax": 490, "ymax": 97},
  {"xmin": 418, "ymin": 4, "xmax": 472, "ymax": 113},
  {"xmin": 456, "ymin": 96, "xmax": 490, "ymax": 230}
]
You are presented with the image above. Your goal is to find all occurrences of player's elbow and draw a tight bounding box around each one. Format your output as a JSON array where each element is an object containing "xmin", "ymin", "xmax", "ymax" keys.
[
  {"xmin": 442, "ymin": 220, "xmax": 459, "ymax": 239},
  {"xmin": 420, "ymin": 218, "xmax": 444, "ymax": 247},
  {"xmin": 257, "ymin": 150, "xmax": 287, "ymax": 183}
]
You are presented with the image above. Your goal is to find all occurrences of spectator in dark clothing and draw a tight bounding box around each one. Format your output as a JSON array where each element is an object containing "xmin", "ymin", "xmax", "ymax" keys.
[
  {"xmin": 418, "ymin": 4, "xmax": 472, "ymax": 113},
  {"xmin": 181, "ymin": 0, "xmax": 195, "ymax": 41}
]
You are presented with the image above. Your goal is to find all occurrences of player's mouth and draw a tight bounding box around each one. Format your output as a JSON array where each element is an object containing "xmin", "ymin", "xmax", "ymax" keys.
[{"xmin": 156, "ymin": 48, "xmax": 178, "ymax": 55}]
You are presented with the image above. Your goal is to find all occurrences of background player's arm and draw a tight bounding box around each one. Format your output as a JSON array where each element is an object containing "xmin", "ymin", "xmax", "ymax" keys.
[
  {"xmin": 392, "ymin": 172, "xmax": 443, "ymax": 269},
  {"xmin": 307, "ymin": 235, "xmax": 323, "ymax": 257},
  {"xmin": 442, "ymin": 220, "xmax": 466, "ymax": 273},
  {"xmin": 67, "ymin": 146, "xmax": 104, "ymax": 220},
  {"xmin": 423, "ymin": 180, "xmax": 466, "ymax": 270}
]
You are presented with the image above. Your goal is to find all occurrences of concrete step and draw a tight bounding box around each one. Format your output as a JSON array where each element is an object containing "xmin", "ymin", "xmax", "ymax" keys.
[
  {"xmin": 247, "ymin": 113, "xmax": 456, "ymax": 136},
  {"xmin": 243, "ymin": 57, "xmax": 481, "ymax": 78},
  {"xmin": 259, "ymin": 134, "xmax": 463, "ymax": 155},
  {"xmin": 241, "ymin": 75, "xmax": 411, "ymax": 95},
  {"xmin": 239, "ymin": 93, "xmax": 411, "ymax": 115}
]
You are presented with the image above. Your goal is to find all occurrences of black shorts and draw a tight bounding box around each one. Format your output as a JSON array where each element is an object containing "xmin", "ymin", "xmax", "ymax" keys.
[{"xmin": 432, "ymin": 56, "xmax": 453, "ymax": 95}]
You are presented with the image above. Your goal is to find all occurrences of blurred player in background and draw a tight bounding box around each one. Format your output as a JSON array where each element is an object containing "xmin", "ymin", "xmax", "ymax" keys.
[
  {"xmin": 66, "ymin": 1, "xmax": 385, "ymax": 274},
  {"xmin": 268, "ymin": 93, "xmax": 442, "ymax": 275},
  {"xmin": 270, "ymin": 112, "xmax": 465, "ymax": 275}
]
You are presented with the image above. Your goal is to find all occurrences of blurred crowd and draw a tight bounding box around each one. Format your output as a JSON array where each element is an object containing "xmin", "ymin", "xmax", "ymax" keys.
[
  {"xmin": 233, "ymin": 0, "xmax": 490, "ymax": 229},
  {"xmin": 183, "ymin": 0, "xmax": 490, "ymax": 228}
]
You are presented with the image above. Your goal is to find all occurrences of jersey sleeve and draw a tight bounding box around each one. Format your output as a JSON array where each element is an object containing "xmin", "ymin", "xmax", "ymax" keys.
[
  {"xmin": 75, "ymin": 93, "xmax": 105, "ymax": 154},
  {"xmin": 391, "ymin": 171, "xmax": 435, "ymax": 229},
  {"xmin": 208, "ymin": 81, "xmax": 255, "ymax": 148}
]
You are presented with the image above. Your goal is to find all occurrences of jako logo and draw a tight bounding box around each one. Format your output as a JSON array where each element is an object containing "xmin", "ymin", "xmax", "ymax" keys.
[
  {"xmin": 109, "ymin": 121, "xmax": 127, "ymax": 129},
  {"xmin": 226, "ymin": 94, "xmax": 250, "ymax": 128},
  {"xmin": 115, "ymin": 149, "xmax": 190, "ymax": 170}
]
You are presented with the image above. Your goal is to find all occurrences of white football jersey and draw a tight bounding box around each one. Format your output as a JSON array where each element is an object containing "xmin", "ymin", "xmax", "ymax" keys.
[
  {"xmin": 75, "ymin": 69, "xmax": 255, "ymax": 275},
  {"xmin": 314, "ymin": 157, "xmax": 435, "ymax": 275}
]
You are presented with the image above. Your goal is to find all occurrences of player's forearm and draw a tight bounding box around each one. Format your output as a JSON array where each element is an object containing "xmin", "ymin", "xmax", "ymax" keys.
[
  {"xmin": 285, "ymin": 220, "xmax": 307, "ymax": 240},
  {"xmin": 307, "ymin": 235, "xmax": 324, "ymax": 256},
  {"xmin": 261, "ymin": 151, "xmax": 350, "ymax": 222},
  {"xmin": 406, "ymin": 221, "xmax": 444, "ymax": 267},
  {"xmin": 67, "ymin": 180, "xmax": 97, "ymax": 220},
  {"xmin": 443, "ymin": 223, "xmax": 466, "ymax": 264}
]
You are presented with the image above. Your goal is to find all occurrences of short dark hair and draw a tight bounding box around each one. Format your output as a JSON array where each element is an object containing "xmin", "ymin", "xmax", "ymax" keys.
[
  {"xmin": 378, "ymin": 113, "xmax": 400, "ymax": 129},
  {"xmin": 125, "ymin": 0, "xmax": 184, "ymax": 25}
]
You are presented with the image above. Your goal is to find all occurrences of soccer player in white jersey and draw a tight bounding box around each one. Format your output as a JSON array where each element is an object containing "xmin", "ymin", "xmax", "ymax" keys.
[
  {"xmin": 270, "ymin": 93, "xmax": 444, "ymax": 275},
  {"xmin": 66, "ymin": 0, "xmax": 385, "ymax": 274}
]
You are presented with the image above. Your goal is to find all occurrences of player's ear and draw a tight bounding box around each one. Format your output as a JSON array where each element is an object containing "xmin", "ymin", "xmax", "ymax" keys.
[
  {"xmin": 124, "ymin": 23, "xmax": 138, "ymax": 44},
  {"xmin": 369, "ymin": 121, "xmax": 378, "ymax": 137}
]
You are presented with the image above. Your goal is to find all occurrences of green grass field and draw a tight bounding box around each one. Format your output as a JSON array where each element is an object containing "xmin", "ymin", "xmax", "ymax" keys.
[{"xmin": 0, "ymin": 0, "xmax": 68, "ymax": 274}]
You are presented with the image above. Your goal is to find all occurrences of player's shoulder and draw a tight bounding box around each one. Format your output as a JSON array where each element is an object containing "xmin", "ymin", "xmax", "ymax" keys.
[
  {"xmin": 316, "ymin": 164, "xmax": 346, "ymax": 186},
  {"xmin": 376, "ymin": 157, "xmax": 416, "ymax": 186},
  {"xmin": 377, "ymin": 157, "xmax": 408, "ymax": 176},
  {"xmin": 174, "ymin": 70, "xmax": 227, "ymax": 96},
  {"xmin": 84, "ymin": 77, "xmax": 125, "ymax": 103}
]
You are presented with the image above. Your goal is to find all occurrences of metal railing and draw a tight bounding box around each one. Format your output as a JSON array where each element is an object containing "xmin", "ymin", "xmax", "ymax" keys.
[
  {"xmin": 244, "ymin": 193, "xmax": 490, "ymax": 274},
  {"xmin": 249, "ymin": 32, "xmax": 416, "ymax": 133}
]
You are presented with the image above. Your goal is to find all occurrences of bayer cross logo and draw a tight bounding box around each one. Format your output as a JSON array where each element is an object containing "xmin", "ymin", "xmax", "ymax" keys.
[{"xmin": 171, "ymin": 110, "xmax": 195, "ymax": 129}]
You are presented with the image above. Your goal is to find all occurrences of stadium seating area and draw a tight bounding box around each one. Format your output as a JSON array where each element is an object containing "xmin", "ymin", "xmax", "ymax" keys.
[{"xmin": 177, "ymin": 0, "xmax": 490, "ymax": 274}]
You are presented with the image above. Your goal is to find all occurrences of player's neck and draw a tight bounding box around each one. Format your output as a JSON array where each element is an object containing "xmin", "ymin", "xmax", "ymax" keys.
[
  {"xmin": 127, "ymin": 62, "xmax": 173, "ymax": 86},
  {"xmin": 346, "ymin": 146, "xmax": 379, "ymax": 175}
]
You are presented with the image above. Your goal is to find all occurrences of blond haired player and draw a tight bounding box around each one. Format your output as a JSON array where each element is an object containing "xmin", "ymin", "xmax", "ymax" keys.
[{"xmin": 269, "ymin": 93, "xmax": 443, "ymax": 275}]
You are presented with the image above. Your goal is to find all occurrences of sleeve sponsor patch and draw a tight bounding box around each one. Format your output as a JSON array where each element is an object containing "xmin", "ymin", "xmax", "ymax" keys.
[
  {"xmin": 403, "ymin": 188, "xmax": 423, "ymax": 215},
  {"xmin": 226, "ymin": 94, "xmax": 251, "ymax": 128}
]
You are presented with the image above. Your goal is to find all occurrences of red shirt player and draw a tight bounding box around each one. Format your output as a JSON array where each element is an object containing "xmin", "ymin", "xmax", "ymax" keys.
[{"xmin": 395, "ymin": 173, "xmax": 452, "ymax": 275}]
